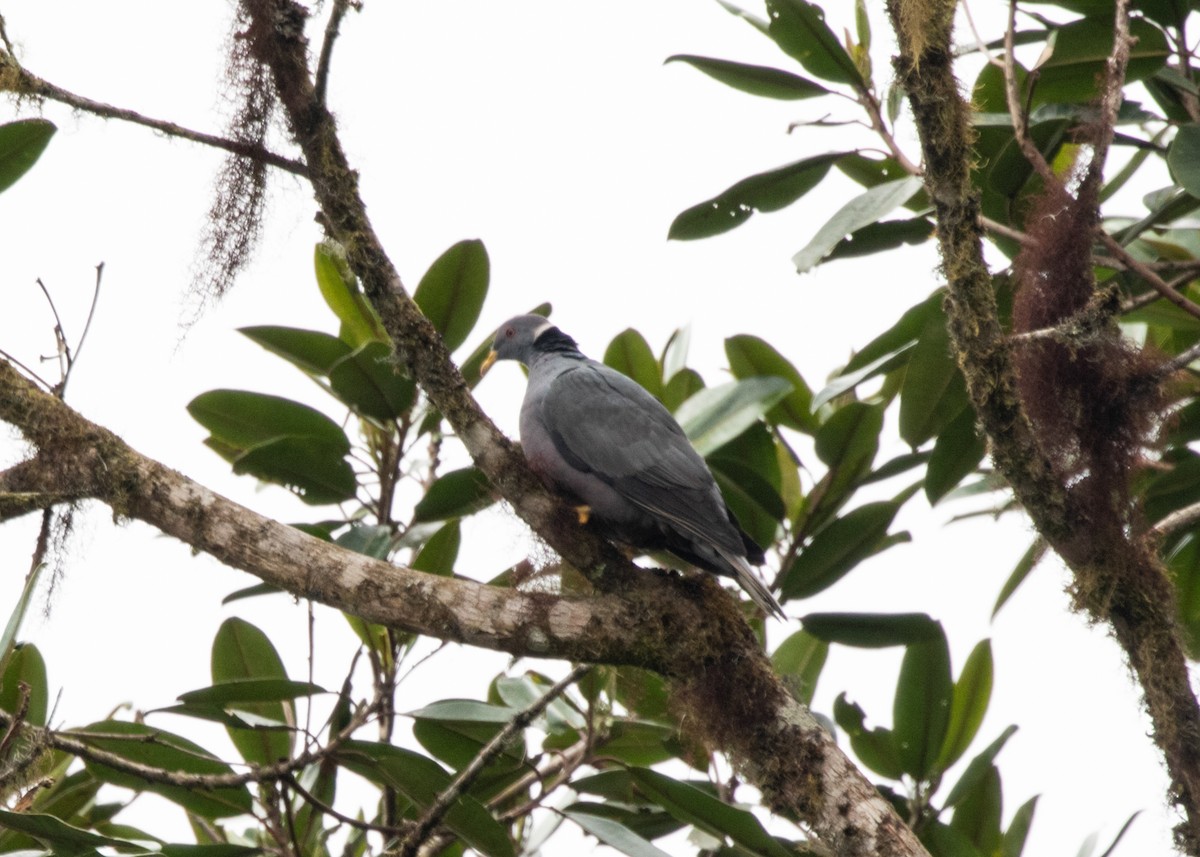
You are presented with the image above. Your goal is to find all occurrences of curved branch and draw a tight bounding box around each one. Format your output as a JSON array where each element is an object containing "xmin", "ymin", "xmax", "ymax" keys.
[{"xmin": 885, "ymin": 2, "xmax": 1200, "ymax": 852}]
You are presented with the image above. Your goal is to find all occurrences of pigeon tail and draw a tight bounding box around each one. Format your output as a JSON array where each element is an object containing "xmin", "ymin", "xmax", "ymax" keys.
[{"xmin": 715, "ymin": 547, "xmax": 785, "ymax": 620}]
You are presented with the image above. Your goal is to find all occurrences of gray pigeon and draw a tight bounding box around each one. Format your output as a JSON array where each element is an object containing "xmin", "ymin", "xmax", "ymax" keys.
[{"xmin": 481, "ymin": 314, "xmax": 785, "ymax": 619}]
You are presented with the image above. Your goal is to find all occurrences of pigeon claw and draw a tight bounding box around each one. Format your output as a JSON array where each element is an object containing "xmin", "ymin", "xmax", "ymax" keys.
[{"xmin": 574, "ymin": 505, "xmax": 591, "ymax": 525}]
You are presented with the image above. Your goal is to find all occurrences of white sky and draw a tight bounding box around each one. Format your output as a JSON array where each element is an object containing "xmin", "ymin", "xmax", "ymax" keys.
[{"xmin": 0, "ymin": 1, "xmax": 1180, "ymax": 855}]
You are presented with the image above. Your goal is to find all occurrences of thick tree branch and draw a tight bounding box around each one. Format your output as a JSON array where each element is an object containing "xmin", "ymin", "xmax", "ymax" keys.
[
  {"xmin": 0, "ymin": 357, "xmax": 926, "ymax": 856},
  {"xmin": 0, "ymin": 48, "xmax": 307, "ymax": 177},
  {"xmin": 885, "ymin": 2, "xmax": 1200, "ymax": 852}
]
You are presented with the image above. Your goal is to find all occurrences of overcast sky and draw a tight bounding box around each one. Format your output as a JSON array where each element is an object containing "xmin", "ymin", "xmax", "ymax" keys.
[{"xmin": 0, "ymin": 2, "xmax": 1178, "ymax": 854}]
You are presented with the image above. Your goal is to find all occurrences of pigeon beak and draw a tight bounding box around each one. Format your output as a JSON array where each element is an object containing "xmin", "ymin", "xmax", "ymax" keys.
[{"xmin": 479, "ymin": 349, "xmax": 499, "ymax": 377}]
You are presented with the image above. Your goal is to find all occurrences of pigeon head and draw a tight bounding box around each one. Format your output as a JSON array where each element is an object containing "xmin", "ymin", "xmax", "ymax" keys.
[{"xmin": 481, "ymin": 315, "xmax": 579, "ymax": 374}]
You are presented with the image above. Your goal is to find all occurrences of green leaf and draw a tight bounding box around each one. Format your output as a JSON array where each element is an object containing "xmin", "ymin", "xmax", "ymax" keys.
[
  {"xmin": 178, "ymin": 678, "xmax": 325, "ymax": 706},
  {"xmin": 189, "ymin": 389, "xmax": 350, "ymax": 451},
  {"xmin": 801, "ymin": 611, "xmax": 941, "ymax": 647},
  {"xmin": 669, "ymin": 153, "xmax": 842, "ymax": 240},
  {"xmin": 662, "ymin": 367, "xmax": 705, "ymax": 412},
  {"xmin": 327, "ymin": 341, "xmax": 416, "ymax": 421},
  {"xmin": 211, "ymin": 617, "xmax": 294, "ymax": 765},
  {"xmin": 944, "ymin": 725, "xmax": 1019, "ymax": 808},
  {"xmin": 936, "ymin": 640, "xmax": 994, "ymax": 771},
  {"xmin": 771, "ymin": 629, "xmax": 828, "ymax": 705},
  {"xmin": 239, "ymin": 325, "xmax": 349, "ymax": 375},
  {"xmin": 793, "ymin": 176, "xmax": 924, "ymax": 272},
  {"xmin": 899, "ymin": 305, "xmax": 967, "ymax": 447},
  {"xmin": 992, "ymin": 539, "xmax": 1048, "ymax": 618},
  {"xmin": 666, "ymin": 54, "xmax": 828, "ymax": 99},
  {"xmin": 1169, "ymin": 124, "xmax": 1200, "ymax": 199},
  {"xmin": 0, "ymin": 560, "xmax": 46, "ymax": 691},
  {"xmin": 893, "ymin": 626, "xmax": 953, "ymax": 780},
  {"xmin": 676, "ymin": 377, "xmax": 792, "ymax": 456},
  {"xmin": 781, "ymin": 500, "xmax": 903, "ymax": 599},
  {"xmin": 414, "ymin": 239, "xmax": 490, "ymax": 352},
  {"xmin": 73, "ymin": 719, "xmax": 254, "ymax": 818},
  {"xmin": 711, "ymin": 459, "xmax": 785, "ymax": 549},
  {"xmin": 209, "ymin": 434, "xmax": 356, "ymax": 505},
  {"xmin": 412, "ymin": 519, "xmax": 462, "ymax": 576},
  {"xmin": 804, "ymin": 402, "xmax": 883, "ymax": 530},
  {"xmin": 412, "ymin": 467, "xmax": 495, "ymax": 522},
  {"xmin": 725, "ymin": 334, "xmax": 816, "ymax": 432},
  {"xmin": 926, "ymin": 406, "xmax": 986, "ymax": 503},
  {"xmin": 823, "ymin": 216, "xmax": 933, "ymax": 264},
  {"xmin": 409, "ymin": 699, "xmax": 522, "ymax": 723},
  {"xmin": 922, "ymin": 820, "xmax": 986, "ymax": 857},
  {"xmin": 950, "ymin": 764, "xmax": 1002, "ymax": 854},
  {"xmin": 1002, "ymin": 796, "xmax": 1039, "ymax": 857},
  {"xmin": 338, "ymin": 740, "xmax": 515, "ymax": 857},
  {"xmin": 764, "ymin": 0, "xmax": 862, "ymax": 85},
  {"xmin": 0, "ymin": 808, "xmax": 139, "ymax": 855},
  {"xmin": 604, "ymin": 328, "xmax": 664, "ymax": 400},
  {"xmin": 812, "ymin": 345, "xmax": 914, "ymax": 410},
  {"xmin": 1032, "ymin": 18, "xmax": 1169, "ymax": 105},
  {"xmin": 660, "ymin": 325, "xmax": 692, "ymax": 381},
  {"xmin": 564, "ymin": 808, "xmax": 674, "ymax": 857},
  {"xmin": 0, "ymin": 642, "xmax": 48, "ymax": 727},
  {"xmin": 832, "ymin": 694, "xmax": 905, "ymax": 779},
  {"xmin": 314, "ymin": 241, "xmax": 387, "ymax": 346},
  {"xmin": 0, "ymin": 119, "xmax": 56, "ymax": 195},
  {"xmin": 628, "ymin": 768, "xmax": 792, "ymax": 857}
]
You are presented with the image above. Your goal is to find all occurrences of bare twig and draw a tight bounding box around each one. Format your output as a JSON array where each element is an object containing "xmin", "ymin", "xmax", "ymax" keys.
[
  {"xmin": 397, "ymin": 665, "xmax": 593, "ymax": 857},
  {"xmin": 1003, "ymin": 0, "xmax": 1057, "ymax": 186},
  {"xmin": 315, "ymin": 0, "xmax": 358, "ymax": 105},
  {"xmin": 1098, "ymin": 230, "xmax": 1200, "ymax": 321},
  {"xmin": 1, "ymin": 57, "xmax": 307, "ymax": 176},
  {"xmin": 286, "ymin": 772, "xmax": 412, "ymax": 836},
  {"xmin": 1156, "ymin": 501, "xmax": 1200, "ymax": 537},
  {"xmin": 979, "ymin": 215, "xmax": 1032, "ymax": 246}
]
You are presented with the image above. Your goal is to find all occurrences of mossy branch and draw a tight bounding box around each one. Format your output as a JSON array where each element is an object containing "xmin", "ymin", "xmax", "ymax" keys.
[{"xmin": 884, "ymin": 3, "xmax": 1200, "ymax": 851}]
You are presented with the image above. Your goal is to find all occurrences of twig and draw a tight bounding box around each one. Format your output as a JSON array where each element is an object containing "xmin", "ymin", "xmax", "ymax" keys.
[
  {"xmin": 1003, "ymin": 0, "xmax": 1058, "ymax": 186},
  {"xmin": 0, "ymin": 694, "xmax": 373, "ymax": 791},
  {"xmin": 979, "ymin": 214, "xmax": 1032, "ymax": 246},
  {"xmin": 286, "ymin": 772, "xmax": 412, "ymax": 836},
  {"xmin": 1088, "ymin": 0, "xmax": 1133, "ymax": 183},
  {"xmin": 857, "ymin": 87, "xmax": 921, "ymax": 176},
  {"xmin": 315, "ymin": 0, "xmax": 358, "ymax": 106},
  {"xmin": 1098, "ymin": 230, "xmax": 1200, "ymax": 321},
  {"xmin": 960, "ymin": 0, "xmax": 1006, "ymax": 68},
  {"xmin": 2, "ymin": 58, "xmax": 307, "ymax": 177},
  {"xmin": 1155, "ymin": 501, "xmax": 1200, "ymax": 537},
  {"xmin": 397, "ymin": 665, "xmax": 593, "ymax": 857},
  {"xmin": 68, "ymin": 263, "xmax": 103, "ymax": 384}
]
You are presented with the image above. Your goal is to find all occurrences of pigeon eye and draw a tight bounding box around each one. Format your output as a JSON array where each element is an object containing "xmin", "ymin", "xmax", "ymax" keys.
[{"xmin": 505, "ymin": 327, "xmax": 515, "ymax": 338}]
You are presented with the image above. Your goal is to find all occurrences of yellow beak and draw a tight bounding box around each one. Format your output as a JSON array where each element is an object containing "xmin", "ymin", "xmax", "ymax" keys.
[{"xmin": 479, "ymin": 349, "xmax": 499, "ymax": 376}]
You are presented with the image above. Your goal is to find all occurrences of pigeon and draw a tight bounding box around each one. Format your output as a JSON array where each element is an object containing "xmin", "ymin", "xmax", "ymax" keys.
[{"xmin": 481, "ymin": 314, "xmax": 785, "ymax": 619}]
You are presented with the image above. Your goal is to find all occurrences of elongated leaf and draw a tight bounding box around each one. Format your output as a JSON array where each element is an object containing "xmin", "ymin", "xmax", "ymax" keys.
[
  {"xmin": 670, "ymin": 153, "xmax": 842, "ymax": 240},
  {"xmin": 936, "ymin": 640, "xmax": 994, "ymax": 771},
  {"xmin": 676, "ymin": 377, "xmax": 792, "ymax": 455},
  {"xmin": 793, "ymin": 176, "xmax": 924, "ymax": 272},
  {"xmin": 944, "ymin": 725, "xmax": 1019, "ymax": 808},
  {"xmin": 178, "ymin": 678, "xmax": 325, "ymax": 705},
  {"xmin": 725, "ymin": 334, "xmax": 816, "ymax": 432},
  {"xmin": 894, "ymin": 626, "xmax": 953, "ymax": 780},
  {"xmin": 1032, "ymin": 18, "xmax": 1169, "ymax": 105},
  {"xmin": 812, "ymin": 345, "xmax": 914, "ymax": 410},
  {"xmin": 823, "ymin": 216, "xmax": 933, "ymax": 264},
  {"xmin": 412, "ymin": 519, "xmax": 461, "ymax": 576},
  {"xmin": 951, "ymin": 764, "xmax": 1002, "ymax": 854},
  {"xmin": 0, "ymin": 119, "xmax": 56, "ymax": 194},
  {"xmin": 992, "ymin": 539, "xmax": 1048, "ymax": 618},
  {"xmin": 802, "ymin": 611, "xmax": 940, "ymax": 647},
  {"xmin": 764, "ymin": 0, "xmax": 862, "ymax": 85},
  {"xmin": 628, "ymin": 768, "xmax": 792, "ymax": 857},
  {"xmin": 1170, "ymin": 124, "xmax": 1200, "ymax": 198},
  {"xmin": 240, "ymin": 325, "xmax": 349, "ymax": 375},
  {"xmin": 1002, "ymin": 796, "xmax": 1039, "ymax": 857},
  {"xmin": 605, "ymin": 328, "xmax": 664, "ymax": 400},
  {"xmin": 215, "ymin": 434, "xmax": 356, "ymax": 505},
  {"xmin": 338, "ymin": 740, "xmax": 515, "ymax": 857},
  {"xmin": 0, "ymin": 642, "xmax": 47, "ymax": 727},
  {"xmin": 327, "ymin": 341, "xmax": 416, "ymax": 420},
  {"xmin": 0, "ymin": 808, "xmax": 139, "ymax": 854},
  {"xmin": 314, "ymin": 241, "xmax": 386, "ymax": 346},
  {"xmin": 565, "ymin": 808, "xmax": 674, "ymax": 857},
  {"xmin": 212, "ymin": 617, "xmax": 293, "ymax": 765},
  {"xmin": 73, "ymin": 720, "xmax": 254, "ymax": 818},
  {"xmin": 189, "ymin": 390, "xmax": 349, "ymax": 451},
  {"xmin": 781, "ymin": 500, "xmax": 902, "ymax": 598},
  {"xmin": 414, "ymin": 239, "xmax": 490, "ymax": 352},
  {"xmin": 771, "ymin": 629, "xmax": 827, "ymax": 705},
  {"xmin": 666, "ymin": 54, "xmax": 828, "ymax": 99},
  {"xmin": 833, "ymin": 693, "xmax": 905, "ymax": 779},
  {"xmin": 413, "ymin": 467, "xmax": 495, "ymax": 522},
  {"xmin": 926, "ymin": 406, "xmax": 986, "ymax": 503},
  {"xmin": 899, "ymin": 306, "xmax": 967, "ymax": 447}
]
